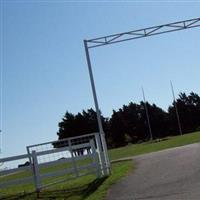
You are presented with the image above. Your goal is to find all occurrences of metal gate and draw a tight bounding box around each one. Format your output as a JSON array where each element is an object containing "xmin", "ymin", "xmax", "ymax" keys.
[{"xmin": 0, "ymin": 133, "xmax": 109, "ymax": 197}]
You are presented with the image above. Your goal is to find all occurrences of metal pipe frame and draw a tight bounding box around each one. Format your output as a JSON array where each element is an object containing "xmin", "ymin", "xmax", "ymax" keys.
[
  {"xmin": 170, "ymin": 81, "xmax": 183, "ymax": 136},
  {"xmin": 142, "ymin": 87, "xmax": 153, "ymax": 140},
  {"xmin": 86, "ymin": 17, "xmax": 200, "ymax": 48},
  {"xmin": 84, "ymin": 17, "xmax": 200, "ymax": 176},
  {"xmin": 84, "ymin": 41, "xmax": 110, "ymax": 176}
]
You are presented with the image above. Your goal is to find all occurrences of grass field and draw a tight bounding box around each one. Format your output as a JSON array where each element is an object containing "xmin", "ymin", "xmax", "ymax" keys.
[
  {"xmin": 109, "ymin": 131, "xmax": 200, "ymax": 161},
  {"xmin": 0, "ymin": 161, "xmax": 133, "ymax": 200},
  {"xmin": 1, "ymin": 131, "xmax": 200, "ymax": 199}
]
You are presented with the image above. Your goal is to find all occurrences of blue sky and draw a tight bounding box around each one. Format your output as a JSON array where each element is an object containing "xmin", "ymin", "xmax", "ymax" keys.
[{"xmin": 1, "ymin": 1, "xmax": 200, "ymax": 157}]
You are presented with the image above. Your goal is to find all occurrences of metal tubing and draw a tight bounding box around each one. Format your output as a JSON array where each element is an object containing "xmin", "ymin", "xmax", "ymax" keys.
[
  {"xmin": 83, "ymin": 17, "xmax": 199, "ymax": 175},
  {"xmin": 142, "ymin": 87, "xmax": 153, "ymax": 140},
  {"xmin": 170, "ymin": 81, "xmax": 183, "ymax": 135},
  {"xmin": 84, "ymin": 40, "xmax": 110, "ymax": 175},
  {"xmin": 32, "ymin": 150, "xmax": 41, "ymax": 193},
  {"xmin": 86, "ymin": 17, "xmax": 200, "ymax": 48}
]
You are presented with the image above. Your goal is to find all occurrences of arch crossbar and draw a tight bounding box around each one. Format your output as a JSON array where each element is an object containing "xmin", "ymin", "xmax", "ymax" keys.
[
  {"xmin": 86, "ymin": 17, "xmax": 200, "ymax": 48},
  {"xmin": 84, "ymin": 17, "xmax": 200, "ymax": 176}
]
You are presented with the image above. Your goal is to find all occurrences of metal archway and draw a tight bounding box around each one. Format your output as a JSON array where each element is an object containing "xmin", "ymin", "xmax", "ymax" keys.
[{"xmin": 84, "ymin": 17, "xmax": 200, "ymax": 174}]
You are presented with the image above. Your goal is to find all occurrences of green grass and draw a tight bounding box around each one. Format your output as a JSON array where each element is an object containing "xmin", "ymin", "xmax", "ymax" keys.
[
  {"xmin": 109, "ymin": 131, "xmax": 200, "ymax": 161},
  {"xmin": 1, "ymin": 161, "xmax": 133, "ymax": 200},
  {"xmin": 1, "ymin": 131, "xmax": 200, "ymax": 199}
]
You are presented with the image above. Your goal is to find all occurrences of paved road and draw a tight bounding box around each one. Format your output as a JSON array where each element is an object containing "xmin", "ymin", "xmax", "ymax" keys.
[{"xmin": 105, "ymin": 143, "xmax": 200, "ymax": 200}]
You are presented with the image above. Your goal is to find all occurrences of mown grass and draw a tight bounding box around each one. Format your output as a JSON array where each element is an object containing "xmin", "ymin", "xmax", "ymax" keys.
[
  {"xmin": 109, "ymin": 131, "xmax": 200, "ymax": 161},
  {"xmin": 0, "ymin": 161, "xmax": 133, "ymax": 200},
  {"xmin": 1, "ymin": 131, "xmax": 200, "ymax": 199}
]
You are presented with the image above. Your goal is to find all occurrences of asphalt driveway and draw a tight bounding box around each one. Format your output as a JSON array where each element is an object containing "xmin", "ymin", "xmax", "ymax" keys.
[{"xmin": 105, "ymin": 143, "xmax": 200, "ymax": 200}]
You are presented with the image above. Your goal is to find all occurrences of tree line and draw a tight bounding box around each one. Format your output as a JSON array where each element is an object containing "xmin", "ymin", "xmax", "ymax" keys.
[{"xmin": 57, "ymin": 92, "xmax": 200, "ymax": 148}]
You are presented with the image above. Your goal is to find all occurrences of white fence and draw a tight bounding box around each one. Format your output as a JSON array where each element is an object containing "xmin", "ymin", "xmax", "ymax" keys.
[{"xmin": 0, "ymin": 133, "xmax": 109, "ymax": 197}]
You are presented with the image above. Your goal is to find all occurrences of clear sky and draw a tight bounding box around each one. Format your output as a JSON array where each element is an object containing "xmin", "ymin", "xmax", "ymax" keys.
[{"xmin": 1, "ymin": 0, "xmax": 200, "ymax": 157}]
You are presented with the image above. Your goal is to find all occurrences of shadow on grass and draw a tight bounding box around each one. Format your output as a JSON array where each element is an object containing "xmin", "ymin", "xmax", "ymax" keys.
[
  {"xmin": 82, "ymin": 176, "xmax": 107, "ymax": 198},
  {"xmin": 1, "ymin": 177, "xmax": 108, "ymax": 200}
]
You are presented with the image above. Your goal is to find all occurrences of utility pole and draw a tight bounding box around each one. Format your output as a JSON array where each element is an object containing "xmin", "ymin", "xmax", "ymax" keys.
[
  {"xmin": 142, "ymin": 87, "xmax": 153, "ymax": 140},
  {"xmin": 170, "ymin": 81, "xmax": 182, "ymax": 135}
]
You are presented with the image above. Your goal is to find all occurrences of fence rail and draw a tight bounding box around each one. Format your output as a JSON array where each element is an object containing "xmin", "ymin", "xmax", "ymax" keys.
[{"xmin": 0, "ymin": 133, "xmax": 107, "ymax": 197}]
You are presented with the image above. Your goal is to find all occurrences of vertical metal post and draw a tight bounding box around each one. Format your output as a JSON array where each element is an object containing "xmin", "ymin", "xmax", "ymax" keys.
[
  {"xmin": 69, "ymin": 139, "xmax": 79, "ymax": 177},
  {"xmin": 84, "ymin": 40, "xmax": 110, "ymax": 175},
  {"xmin": 32, "ymin": 150, "xmax": 41, "ymax": 193},
  {"xmin": 0, "ymin": 1, "xmax": 3, "ymax": 158},
  {"xmin": 170, "ymin": 81, "xmax": 182, "ymax": 135},
  {"xmin": 142, "ymin": 87, "xmax": 153, "ymax": 140},
  {"xmin": 90, "ymin": 139, "xmax": 101, "ymax": 178},
  {"xmin": 95, "ymin": 132, "xmax": 104, "ymax": 176},
  {"xmin": 0, "ymin": 130, "xmax": 2, "ymax": 154},
  {"xmin": 26, "ymin": 146, "xmax": 33, "ymax": 169}
]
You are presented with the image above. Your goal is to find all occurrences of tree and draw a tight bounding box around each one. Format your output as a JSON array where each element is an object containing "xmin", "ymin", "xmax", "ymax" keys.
[
  {"xmin": 57, "ymin": 111, "xmax": 77, "ymax": 140},
  {"xmin": 143, "ymin": 102, "xmax": 169, "ymax": 138},
  {"xmin": 57, "ymin": 108, "xmax": 109, "ymax": 140},
  {"xmin": 168, "ymin": 92, "xmax": 200, "ymax": 134},
  {"xmin": 56, "ymin": 91, "xmax": 200, "ymax": 149},
  {"xmin": 120, "ymin": 103, "xmax": 147, "ymax": 143},
  {"xmin": 109, "ymin": 110, "xmax": 126, "ymax": 147}
]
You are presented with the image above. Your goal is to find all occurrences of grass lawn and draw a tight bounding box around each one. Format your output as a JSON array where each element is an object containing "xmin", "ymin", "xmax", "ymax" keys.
[
  {"xmin": 0, "ymin": 161, "xmax": 133, "ymax": 200},
  {"xmin": 109, "ymin": 131, "xmax": 200, "ymax": 161},
  {"xmin": 1, "ymin": 131, "xmax": 200, "ymax": 199}
]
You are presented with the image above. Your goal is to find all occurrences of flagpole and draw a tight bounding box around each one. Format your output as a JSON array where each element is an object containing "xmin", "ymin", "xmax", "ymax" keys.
[
  {"xmin": 142, "ymin": 87, "xmax": 153, "ymax": 140},
  {"xmin": 170, "ymin": 81, "xmax": 182, "ymax": 135}
]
